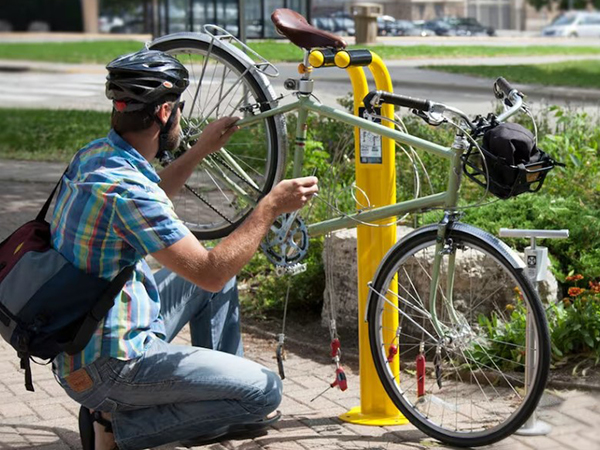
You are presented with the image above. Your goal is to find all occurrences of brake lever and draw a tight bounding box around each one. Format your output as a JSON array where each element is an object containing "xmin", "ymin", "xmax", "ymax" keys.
[{"xmin": 412, "ymin": 109, "xmax": 446, "ymax": 127}]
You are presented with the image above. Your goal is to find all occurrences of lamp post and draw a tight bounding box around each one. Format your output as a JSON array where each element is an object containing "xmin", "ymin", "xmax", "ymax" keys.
[{"xmin": 81, "ymin": 0, "xmax": 99, "ymax": 33}]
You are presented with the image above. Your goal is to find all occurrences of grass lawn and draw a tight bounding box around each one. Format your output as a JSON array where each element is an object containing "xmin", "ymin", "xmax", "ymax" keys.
[
  {"xmin": 2, "ymin": 40, "xmax": 600, "ymax": 63},
  {"xmin": 422, "ymin": 59, "xmax": 600, "ymax": 89},
  {"xmin": 0, "ymin": 109, "xmax": 110, "ymax": 162}
]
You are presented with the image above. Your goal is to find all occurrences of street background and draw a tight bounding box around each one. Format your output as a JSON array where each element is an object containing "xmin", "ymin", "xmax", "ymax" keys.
[{"xmin": 1, "ymin": 27, "xmax": 600, "ymax": 450}]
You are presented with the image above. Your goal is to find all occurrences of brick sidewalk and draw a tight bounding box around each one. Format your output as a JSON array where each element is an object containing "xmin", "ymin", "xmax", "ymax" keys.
[
  {"xmin": 1, "ymin": 165, "xmax": 599, "ymax": 449},
  {"xmin": 1, "ymin": 323, "xmax": 599, "ymax": 450}
]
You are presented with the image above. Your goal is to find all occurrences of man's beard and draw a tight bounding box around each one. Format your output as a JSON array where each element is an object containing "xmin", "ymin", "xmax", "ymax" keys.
[{"xmin": 164, "ymin": 126, "xmax": 182, "ymax": 152}]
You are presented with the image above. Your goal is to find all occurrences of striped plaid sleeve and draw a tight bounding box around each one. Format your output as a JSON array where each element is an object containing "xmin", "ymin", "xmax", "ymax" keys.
[{"xmin": 113, "ymin": 180, "xmax": 190, "ymax": 256}]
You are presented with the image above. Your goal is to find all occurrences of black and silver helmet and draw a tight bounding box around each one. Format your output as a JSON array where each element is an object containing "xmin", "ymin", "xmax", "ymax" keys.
[{"xmin": 106, "ymin": 49, "xmax": 189, "ymax": 109}]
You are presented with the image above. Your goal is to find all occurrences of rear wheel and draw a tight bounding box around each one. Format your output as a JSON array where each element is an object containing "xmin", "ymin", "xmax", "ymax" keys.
[
  {"xmin": 367, "ymin": 226, "xmax": 550, "ymax": 447},
  {"xmin": 150, "ymin": 37, "xmax": 286, "ymax": 240}
]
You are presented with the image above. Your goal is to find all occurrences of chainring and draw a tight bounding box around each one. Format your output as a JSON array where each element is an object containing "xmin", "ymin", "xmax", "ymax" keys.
[{"xmin": 260, "ymin": 215, "xmax": 309, "ymax": 267}]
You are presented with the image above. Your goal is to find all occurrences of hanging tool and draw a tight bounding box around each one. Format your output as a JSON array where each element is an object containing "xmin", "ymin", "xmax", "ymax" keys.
[
  {"xmin": 416, "ymin": 342, "xmax": 426, "ymax": 397},
  {"xmin": 310, "ymin": 366, "xmax": 348, "ymax": 402},
  {"xmin": 434, "ymin": 345, "xmax": 442, "ymax": 389},
  {"xmin": 275, "ymin": 282, "xmax": 292, "ymax": 380},
  {"xmin": 387, "ymin": 325, "xmax": 401, "ymax": 363}
]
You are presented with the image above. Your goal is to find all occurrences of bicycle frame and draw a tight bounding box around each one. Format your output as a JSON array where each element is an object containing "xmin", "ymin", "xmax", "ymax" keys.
[
  {"xmin": 190, "ymin": 91, "xmax": 471, "ymax": 338},
  {"xmin": 203, "ymin": 94, "xmax": 464, "ymax": 238}
]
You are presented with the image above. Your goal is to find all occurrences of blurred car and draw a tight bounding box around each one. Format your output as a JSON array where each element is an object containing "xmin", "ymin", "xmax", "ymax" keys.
[
  {"xmin": 333, "ymin": 17, "xmax": 355, "ymax": 36},
  {"xmin": 98, "ymin": 16, "xmax": 124, "ymax": 33},
  {"xmin": 443, "ymin": 17, "xmax": 495, "ymax": 36},
  {"xmin": 396, "ymin": 20, "xmax": 435, "ymax": 37},
  {"xmin": 423, "ymin": 19, "xmax": 454, "ymax": 36},
  {"xmin": 542, "ymin": 11, "xmax": 600, "ymax": 37},
  {"xmin": 312, "ymin": 16, "xmax": 336, "ymax": 33},
  {"xmin": 377, "ymin": 15, "xmax": 397, "ymax": 36}
]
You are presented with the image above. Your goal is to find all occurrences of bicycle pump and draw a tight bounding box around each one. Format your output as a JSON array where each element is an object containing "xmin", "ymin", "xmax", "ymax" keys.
[{"xmin": 498, "ymin": 228, "xmax": 569, "ymax": 436}]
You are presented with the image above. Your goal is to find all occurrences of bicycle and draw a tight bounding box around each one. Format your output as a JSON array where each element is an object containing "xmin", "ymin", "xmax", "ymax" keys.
[{"xmin": 147, "ymin": 8, "xmax": 553, "ymax": 447}]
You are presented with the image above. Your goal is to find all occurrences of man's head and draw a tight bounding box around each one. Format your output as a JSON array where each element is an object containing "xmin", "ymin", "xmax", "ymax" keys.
[{"xmin": 105, "ymin": 49, "xmax": 189, "ymax": 155}]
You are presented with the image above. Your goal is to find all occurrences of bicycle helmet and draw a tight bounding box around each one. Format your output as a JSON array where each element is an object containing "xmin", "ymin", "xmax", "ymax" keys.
[{"xmin": 105, "ymin": 49, "xmax": 189, "ymax": 110}]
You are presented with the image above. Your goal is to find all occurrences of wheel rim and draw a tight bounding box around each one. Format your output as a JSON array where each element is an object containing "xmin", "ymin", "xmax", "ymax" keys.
[
  {"xmin": 158, "ymin": 44, "xmax": 278, "ymax": 237},
  {"xmin": 370, "ymin": 235, "xmax": 545, "ymax": 441}
]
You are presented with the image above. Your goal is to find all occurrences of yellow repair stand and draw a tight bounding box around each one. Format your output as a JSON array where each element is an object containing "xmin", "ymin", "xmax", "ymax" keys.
[{"xmin": 334, "ymin": 51, "xmax": 408, "ymax": 426}]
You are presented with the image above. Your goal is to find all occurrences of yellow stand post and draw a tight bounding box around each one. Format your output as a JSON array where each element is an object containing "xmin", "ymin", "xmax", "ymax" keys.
[{"xmin": 333, "ymin": 51, "xmax": 408, "ymax": 426}]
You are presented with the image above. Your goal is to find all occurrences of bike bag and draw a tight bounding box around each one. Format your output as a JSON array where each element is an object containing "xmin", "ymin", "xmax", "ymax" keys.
[
  {"xmin": 0, "ymin": 172, "xmax": 133, "ymax": 392},
  {"xmin": 462, "ymin": 122, "xmax": 558, "ymax": 199}
]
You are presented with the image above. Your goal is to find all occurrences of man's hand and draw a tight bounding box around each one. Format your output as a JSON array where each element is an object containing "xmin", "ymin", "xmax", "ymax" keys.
[
  {"xmin": 191, "ymin": 116, "xmax": 240, "ymax": 158},
  {"xmin": 153, "ymin": 176, "xmax": 318, "ymax": 292},
  {"xmin": 263, "ymin": 176, "xmax": 319, "ymax": 215}
]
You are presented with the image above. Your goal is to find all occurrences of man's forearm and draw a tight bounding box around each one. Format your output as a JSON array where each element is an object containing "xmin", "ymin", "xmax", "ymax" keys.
[
  {"xmin": 158, "ymin": 149, "xmax": 204, "ymax": 199},
  {"xmin": 206, "ymin": 198, "xmax": 278, "ymax": 285}
]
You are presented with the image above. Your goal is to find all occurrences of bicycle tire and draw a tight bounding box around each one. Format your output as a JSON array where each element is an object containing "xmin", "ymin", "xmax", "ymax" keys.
[
  {"xmin": 150, "ymin": 34, "xmax": 286, "ymax": 240},
  {"xmin": 367, "ymin": 223, "xmax": 550, "ymax": 447}
]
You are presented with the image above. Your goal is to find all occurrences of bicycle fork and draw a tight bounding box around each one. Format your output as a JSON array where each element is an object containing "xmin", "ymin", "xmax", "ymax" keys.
[{"xmin": 429, "ymin": 132, "xmax": 469, "ymax": 339}]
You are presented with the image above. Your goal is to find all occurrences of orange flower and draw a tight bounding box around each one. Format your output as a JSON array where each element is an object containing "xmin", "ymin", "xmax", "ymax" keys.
[
  {"xmin": 566, "ymin": 274, "xmax": 584, "ymax": 282},
  {"xmin": 562, "ymin": 298, "xmax": 571, "ymax": 307},
  {"xmin": 513, "ymin": 287, "xmax": 524, "ymax": 301},
  {"xmin": 568, "ymin": 287, "xmax": 584, "ymax": 297},
  {"xmin": 589, "ymin": 281, "xmax": 600, "ymax": 293}
]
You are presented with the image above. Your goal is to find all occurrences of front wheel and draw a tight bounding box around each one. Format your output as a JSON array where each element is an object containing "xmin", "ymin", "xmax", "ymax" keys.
[
  {"xmin": 367, "ymin": 224, "xmax": 550, "ymax": 447},
  {"xmin": 150, "ymin": 35, "xmax": 286, "ymax": 240}
]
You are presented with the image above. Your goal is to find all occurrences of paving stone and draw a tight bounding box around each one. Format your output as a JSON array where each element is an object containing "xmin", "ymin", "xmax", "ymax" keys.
[
  {"xmin": 511, "ymin": 435, "xmax": 564, "ymax": 449},
  {"xmin": 0, "ymin": 402, "xmax": 35, "ymax": 419},
  {"xmin": 562, "ymin": 407, "xmax": 600, "ymax": 427}
]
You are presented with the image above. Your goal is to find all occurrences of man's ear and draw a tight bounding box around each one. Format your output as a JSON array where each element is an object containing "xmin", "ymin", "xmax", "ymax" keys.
[{"xmin": 156, "ymin": 103, "xmax": 172, "ymax": 126}]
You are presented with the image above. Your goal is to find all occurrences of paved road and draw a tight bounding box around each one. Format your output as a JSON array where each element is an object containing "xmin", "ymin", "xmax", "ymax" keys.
[{"xmin": 1, "ymin": 52, "xmax": 600, "ymax": 117}]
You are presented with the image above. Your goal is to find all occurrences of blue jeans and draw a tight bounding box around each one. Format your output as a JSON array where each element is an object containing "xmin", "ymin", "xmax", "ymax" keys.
[{"xmin": 55, "ymin": 268, "xmax": 283, "ymax": 450}]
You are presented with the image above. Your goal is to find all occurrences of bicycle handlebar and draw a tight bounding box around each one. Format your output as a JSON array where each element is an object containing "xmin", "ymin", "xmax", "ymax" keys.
[
  {"xmin": 494, "ymin": 77, "xmax": 515, "ymax": 98},
  {"xmin": 364, "ymin": 77, "xmax": 524, "ymax": 131},
  {"xmin": 363, "ymin": 91, "xmax": 431, "ymax": 115}
]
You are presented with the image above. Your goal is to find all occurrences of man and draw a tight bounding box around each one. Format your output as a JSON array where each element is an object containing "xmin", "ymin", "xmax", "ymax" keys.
[{"xmin": 50, "ymin": 49, "xmax": 318, "ymax": 450}]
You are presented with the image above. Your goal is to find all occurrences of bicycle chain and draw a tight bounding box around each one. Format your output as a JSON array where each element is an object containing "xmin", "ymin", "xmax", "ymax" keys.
[
  {"xmin": 180, "ymin": 149, "xmax": 266, "ymax": 226},
  {"xmin": 210, "ymin": 152, "xmax": 264, "ymax": 195},
  {"xmin": 183, "ymin": 183, "xmax": 234, "ymax": 225}
]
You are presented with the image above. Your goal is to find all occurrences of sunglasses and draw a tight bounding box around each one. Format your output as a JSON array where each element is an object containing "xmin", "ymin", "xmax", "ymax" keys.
[{"xmin": 177, "ymin": 101, "xmax": 185, "ymax": 114}]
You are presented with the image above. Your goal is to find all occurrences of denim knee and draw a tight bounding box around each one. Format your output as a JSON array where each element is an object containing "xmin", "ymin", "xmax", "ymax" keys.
[{"xmin": 242, "ymin": 370, "xmax": 282, "ymax": 416}]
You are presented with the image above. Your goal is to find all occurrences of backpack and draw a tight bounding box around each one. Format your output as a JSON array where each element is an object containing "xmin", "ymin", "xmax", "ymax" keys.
[
  {"xmin": 463, "ymin": 122, "xmax": 558, "ymax": 199},
  {"xmin": 0, "ymin": 172, "xmax": 133, "ymax": 391}
]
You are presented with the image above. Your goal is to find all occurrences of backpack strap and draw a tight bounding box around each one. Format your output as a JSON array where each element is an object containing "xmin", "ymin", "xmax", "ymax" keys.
[
  {"xmin": 19, "ymin": 352, "xmax": 34, "ymax": 392},
  {"xmin": 36, "ymin": 167, "xmax": 69, "ymax": 222},
  {"xmin": 63, "ymin": 265, "xmax": 135, "ymax": 355}
]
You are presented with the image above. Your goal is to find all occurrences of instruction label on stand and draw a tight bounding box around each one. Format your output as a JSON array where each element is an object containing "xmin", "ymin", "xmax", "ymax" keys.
[{"xmin": 359, "ymin": 106, "xmax": 382, "ymax": 164}]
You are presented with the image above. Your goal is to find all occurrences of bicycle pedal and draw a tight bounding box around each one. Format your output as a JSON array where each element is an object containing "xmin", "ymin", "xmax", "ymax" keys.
[{"xmin": 275, "ymin": 263, "xmax": 307, "ymax": 277}]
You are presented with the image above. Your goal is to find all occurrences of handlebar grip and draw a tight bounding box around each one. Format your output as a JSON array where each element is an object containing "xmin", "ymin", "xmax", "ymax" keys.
[
  {"xmin": 363, "ymin": 91, "xmax": 431, "ymax": 115},
  {"xmin": 494, "ymin": 77, "xmax": 514, "ymax": 97}
]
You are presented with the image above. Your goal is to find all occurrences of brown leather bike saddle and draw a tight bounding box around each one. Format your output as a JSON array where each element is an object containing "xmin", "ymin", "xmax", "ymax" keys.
[{"xmin": 271, "ymin": 8, "xmax": 347, "ymax": 50}]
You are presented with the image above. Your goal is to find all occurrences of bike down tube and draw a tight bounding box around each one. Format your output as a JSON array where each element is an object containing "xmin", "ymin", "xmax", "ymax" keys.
[{"xmin": 307, "ymin": 192, "xmax": 448, "ymax": 237}]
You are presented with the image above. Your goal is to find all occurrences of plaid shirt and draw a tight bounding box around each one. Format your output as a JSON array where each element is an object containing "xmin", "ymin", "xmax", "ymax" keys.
[{"xmin": 51, "ymin": 130, "xmax": 190, "ymax": 377}]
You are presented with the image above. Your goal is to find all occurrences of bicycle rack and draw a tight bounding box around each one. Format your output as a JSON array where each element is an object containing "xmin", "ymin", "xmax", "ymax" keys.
[
  {"xmin": 498, "ymin": 228, "xmax": 569, "ymax": 436},
  {"xmin": 308, "ymin": 48, "xmax": 408, "ymax": 426}
]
